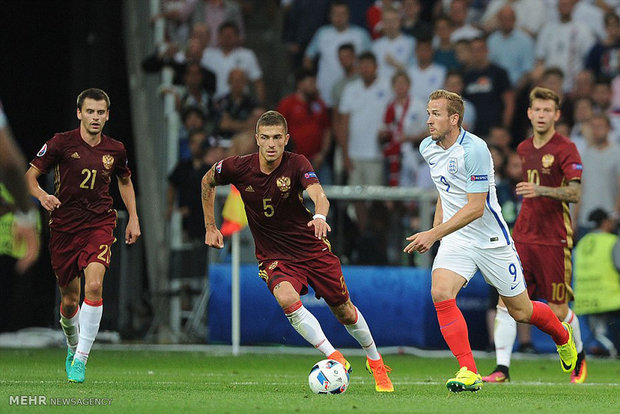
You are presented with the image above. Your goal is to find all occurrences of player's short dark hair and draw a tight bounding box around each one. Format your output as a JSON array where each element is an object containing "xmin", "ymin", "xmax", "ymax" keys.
[
  {"xmin": 77, "ymin": 88, "xmax": 110, "ymax": 110},
  {"xmin": 358, "ymin": 51, "xmax": 377, "ymax": 64},
  {"xmin": 338, "ymin": 43, "xmax": 355, "ymax": 54},
  {"xmin": 428, "ymin": 89, "xmax": 465, "ymax": 128},
  {"xmin": 218, "ymin": 21, "xmax": 239, "ymax": 34},
  {"xmin": 529, "ymin": 86, "xmax": 561, "ymax": 110},
  {"xmin": 256, "ymin": 110, "xmax": 288, "ymax": 134}
]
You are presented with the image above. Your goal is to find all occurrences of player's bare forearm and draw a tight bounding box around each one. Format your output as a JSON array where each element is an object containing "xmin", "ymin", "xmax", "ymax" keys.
[
  {"xmin": 517, "ymin": 180, "xmax": 580, "ymax": 203},
  {"xmin": 306, "ymin": 183, "xmax": 331, "ymax": 239},
  {"xmin": 405, "ymin": 193, "xmax": 485, "ymax": 254},
  {"xmin": 0, "ymin": 127, "xmax": 32, "ymax": 213},
  {"xmin": 432, "ymin": 197, "xmax": 443, "ymax": 228},
  {"xmin": 25, "ymin": 166, "xmax": 60, "ymax": 211},
  {"xmin": 201, "ymin": 166, "xmax": 224, "ymax": 248},
  {"xmin": 201, "ymin": 166, "xmax": 218, "ymax": 229},
  {"xmin": 118, "ymin": 176, "xmax": 141, "ymax": 244}
]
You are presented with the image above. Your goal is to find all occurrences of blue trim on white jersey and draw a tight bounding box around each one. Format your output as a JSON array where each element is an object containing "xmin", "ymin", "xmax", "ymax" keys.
[
  {"xmin": 486, "ymin": 193, "xmax": 510, "ymax": 246},
  {"xmin": 458, "ymin": 129, "xmax": 466, "ymax": 145}
]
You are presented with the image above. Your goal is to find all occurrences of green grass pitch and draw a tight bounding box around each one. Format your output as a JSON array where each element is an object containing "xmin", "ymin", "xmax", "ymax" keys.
[{"xmin": 1, "ymin": 348, "xmax": 619, "ymax": 413}]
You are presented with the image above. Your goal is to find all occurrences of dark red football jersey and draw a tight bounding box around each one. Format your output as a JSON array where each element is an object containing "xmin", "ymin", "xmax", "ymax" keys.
[
  {"xmin": 214, "ymin": 152, "xmax": 329, "ymax": 262},
  {"xmin": 513, "ymin": 132, "xmax": 582, "ymax": 247},
  {"xmin": 30, "ymin": 128, "xmax": 131, "ymax": 233}
]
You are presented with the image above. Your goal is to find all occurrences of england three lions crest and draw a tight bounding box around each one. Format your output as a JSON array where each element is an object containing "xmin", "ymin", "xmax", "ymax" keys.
[
  {"xmin": 448, "ymin": 158, "xmax": 458, "ymax": 175},
  {"xmin": 277, "ymin": 176, "xmax": 291, "ymax": 192},
  {"xmin": 102, "ymin": 154, "xmax": 114, "ymax": 170}
]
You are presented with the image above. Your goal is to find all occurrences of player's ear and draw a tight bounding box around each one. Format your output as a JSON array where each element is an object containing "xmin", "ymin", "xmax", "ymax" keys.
[
  {"xmin": 77, "ymin": 108, "xmax": 82, "ymax": 120},
  {"xmin": 255, "ymin": 134, "xmax": 259, "ymax": 146},
  {"xmin": 285, "ymin": 134, "xmax": 290, "ymax": 145},
  {"xmin": 554, "ymin": 109, "xmax": 561, "ymax": 122},
  {"xmin": 105, "ymin": 110, "xmax": 110, "ymax": 121}
]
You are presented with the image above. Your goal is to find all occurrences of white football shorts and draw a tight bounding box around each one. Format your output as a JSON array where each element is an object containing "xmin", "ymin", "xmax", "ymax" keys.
[{"xmin": 432, "ymin": 241, "xmax": 526, "ymax": 297}]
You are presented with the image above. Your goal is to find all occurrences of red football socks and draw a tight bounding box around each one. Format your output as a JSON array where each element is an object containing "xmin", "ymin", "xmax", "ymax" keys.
[
  {"xmin": 435, "ymin": 298, "xmax": 477, "ymax": 373},
  {"xmin": 529, "ymin": 301, "xmax": 569, "ymax": 345}
]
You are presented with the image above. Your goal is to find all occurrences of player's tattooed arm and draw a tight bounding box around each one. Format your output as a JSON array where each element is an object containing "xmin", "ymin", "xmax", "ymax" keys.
[
  {"xmin": 201, "ymin": 165, "xmax": 224, "ymax": 248},
  {"xmin": 517, "ymin": 180, "xmax": 581, "ymax": 203}
]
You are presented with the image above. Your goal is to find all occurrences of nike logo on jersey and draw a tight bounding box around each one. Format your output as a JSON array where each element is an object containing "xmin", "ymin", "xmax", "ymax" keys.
[
  {"xmin": 510, "ymin": 281, "xmax": 521, "ymax": 290},
  {"xmin": 429, "ymin": 162, "xmax": 435, "ymax": 165}
]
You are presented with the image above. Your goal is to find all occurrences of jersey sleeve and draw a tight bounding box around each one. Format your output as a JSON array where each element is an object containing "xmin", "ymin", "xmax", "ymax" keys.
[
  {"xmin": 463, "ymin": 138, "xmax": 491, "ymax": 193},
  {"xmin": 213, "ymin": 156, "xmax": 239, "ymax": 186},
  {"xmin": 114, "ymin": 144, "xmax": 131, "ymax": 179},
  {"xmin": 29, "ymin": 135, "xmax": 62, "ymax": 174},
  {"xmin": 559, "ymin": 141, "xmax": 583, "ymax": 182},
  {"xmin": 296, "ymin": 155, "xmax": 320, "ymax": 188}
]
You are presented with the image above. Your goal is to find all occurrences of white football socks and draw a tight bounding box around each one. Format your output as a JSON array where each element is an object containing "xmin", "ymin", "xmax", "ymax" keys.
[
  {"xmin": 75, "ymin": 300, "xmax": 103, "ymax": 364},
  {"xmin": 494, "ymin": 306, "xmax": 517, "ymax": 367},
  {"xmin": 286, "ymin": 303, "xmax": 336, "ymax": 357},
  {"xmin": 564, "ymin": 308, "xmax": 583, "ymax": 353},
  {"xmin": 59, "ymin": 306, "xmax": 80, "ymax": 353},
  {"xmin": 345, "ymin": 306, "xmax": 381, "ymax": 360}
]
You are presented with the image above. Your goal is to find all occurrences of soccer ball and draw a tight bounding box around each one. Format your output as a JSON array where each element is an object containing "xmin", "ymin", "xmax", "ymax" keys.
[{"xmin": 308, "ymin": 359, "xmax": 349, "ymax": 394}]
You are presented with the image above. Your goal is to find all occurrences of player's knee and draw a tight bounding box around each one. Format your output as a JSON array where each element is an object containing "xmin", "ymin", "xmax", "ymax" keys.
[
  {"xmin": 507, "ymin": 307, "xmax": 529, "ymax": 323},
  {"xmin": 84, "ymin": 280, "xmax": 103, "ymax": 297},
  {"xmin": 430, "ymin": 286, "xmax": 453, "ymax": 303},
  {"xmin": 333, "ymin": 302, "xmax": 356, "ymax": 324},
  {"xmin": 61, "ymin": 295, "xmax": 79, "ymax": 312}
]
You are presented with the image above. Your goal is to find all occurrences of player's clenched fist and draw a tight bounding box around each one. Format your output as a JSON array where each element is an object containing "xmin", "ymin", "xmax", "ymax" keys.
[{"xmin": 39, "ymin": 193, "xmax": 61, "ymax": 211}]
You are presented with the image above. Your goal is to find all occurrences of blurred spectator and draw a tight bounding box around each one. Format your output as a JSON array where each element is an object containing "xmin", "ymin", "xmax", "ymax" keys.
[
  {"xmin": 331, "ymin": 43, "xmax": 359, "ymax": 110},
  {"xmin": 213, "ymin": 68, "xmax": 263, "ymax": 147},
  {"xmin": 486, "ymin": 4, "xmax": 535, "ymax": 87},
  {"xmin": 432, "ymin": 15, "xmax": 460, "ymax": 71},
  {"xmin": 534, "ymin": 0, "xmax": 595, "ymax": 93},
  {"xmin": 338, "ymin": 52, "xmax": 392, "ymax": 185},
  {"xmin": 453, "ymin": 38, "xmax": 472, "ymax": 70},
  {"xmin": 573, "ymin": 208, "xmax": 620, "ymax": 357},
  {"xmin": 366, "ymin": 0, "xmax": 402, "ymax": 39},
  {"xmin": 487, "ymin": 125, "xmax": 512, "ymax": 152},
  {"xmin": 184, "ymin": 0, "xmax": 245, "ymax": 47},
  {"xmin": 463, "ymin": 36, "xmax": 513, "ymax": 137},
  {"xmin": 401, "ymin": 0, "xmax": 433, "ymax": 40},
  {"xmin": 575, "ymin": 114, "xmax": 620, "ymax": 238},
  {"xmin": 443, "ymin": 69, "xmax": 476, "ymax": 130},
  {"xmin": 571, "ymin": 70, "xmax": 595, "ymax": 102},
  {"xmin": 372, "ymin": 6, "xmax": 416, "ymax": 80},
  {"xmin": 167, "ymin": 129, "xmax": 211, "ymax": 242},
  {"xmin": 586, "ymin": 12, "xmax": 620, "ymax": 79},
  {"xmin": 408, "ymin": 37, "xmax": 446, "ymax": 101},
  {"xmin": 151, "ymin": 0, "xmax": 196, "ymax": 45},
  {"xmin": 379, "ymin": 70, "xmax": 428, "ymax": 187},
  {"xmin": 304, "ymin": 1, "xmax": 372, "ymax": 107},
  {"xmin": 570, "ymin": 0, "xmax": 606, "ymax": 41},
  {"xmin": 201, "ymin": 21, "xmax": 265, "ymax": 102},
  {"xmin": 449, "ymin": 0, "xmax": 482, "ymax": 43},
  {"xmin": 282, "ymin": 0, "xmax": 331, "ymax": 70},
  {"xmin": 179, "ymin": 106, "xmax": 207, "ymax": 160},
  {"xmin": 142, "ymin": 30, "xmax": 216, "ymax": 95},
  {"xmin": 570, "ymin": 97, "xmax": 594, "ymax": 153},
  {"xmin": 481, "ymin": 0, "xmax": 547, "ymax": 38},
  {"xmin": 489, "ymin": 144, "xmax": 506, "ymax": 183},
  {"xmin": 277, "ymin": 68, "xmax": 333, "ymax": 183},
  {"xmin": 591, "ymin": 76, "xmax": 614, "ymax": 116},
  {"xmin": 495, "ymin": 150, "xmax": 522, "ymax": 228}
]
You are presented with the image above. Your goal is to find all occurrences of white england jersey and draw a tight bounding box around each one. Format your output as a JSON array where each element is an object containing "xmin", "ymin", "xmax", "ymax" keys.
[{"xmin": 419, "ymin": 129, "xmax": 512, "ymax": 249}]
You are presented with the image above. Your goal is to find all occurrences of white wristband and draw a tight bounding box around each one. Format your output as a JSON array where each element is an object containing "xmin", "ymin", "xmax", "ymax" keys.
[{"xmin": 313, "ymin": 214, "xmax": 326, "ymax": 221}]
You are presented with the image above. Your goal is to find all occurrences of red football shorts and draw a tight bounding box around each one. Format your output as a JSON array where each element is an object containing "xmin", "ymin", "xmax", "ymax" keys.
[
  {"xmin": 49, "ymin": 226, "xmax": 116, "ymax": 287},
  {"xmin": 258, "ymin": 252, "xmax": 350, "ymax": 307},
  {"xmin": 515, "ymin": 241, "xmax": 574, "ymax": 304}
]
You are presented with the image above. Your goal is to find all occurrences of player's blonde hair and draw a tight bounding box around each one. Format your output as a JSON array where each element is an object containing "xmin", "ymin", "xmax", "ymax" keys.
[
  {"xmin": 428, "ymin": 89, "xmax": 464, "ymax": 128},
  {"xmin": 256, "ymin": 110, "xmax": 288, "ymax": 134},
  {"xmin": 529, "ymin": 86, "xmax": 561, "ymax": 110}
]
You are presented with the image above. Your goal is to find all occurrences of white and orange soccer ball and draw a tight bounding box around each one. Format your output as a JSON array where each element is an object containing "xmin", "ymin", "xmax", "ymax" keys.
[{"xmin": 308, "ymin": 359, "xmax": 349, "ymax": 394}]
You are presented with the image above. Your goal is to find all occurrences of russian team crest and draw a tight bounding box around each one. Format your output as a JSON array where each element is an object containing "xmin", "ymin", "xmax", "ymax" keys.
[
  {"xmin": 277, "ymin": 176, "xmax": 291, "ymax": 192},
  {"xmin": 448, "ymin": 158, "xmax": 458, "ymax": 175},
  {"xmin": 542, "ymin": 154, "xmax": 554, "ymax": 168},
  {"xmin": 102, "ymin": 154, "xmax": 114, "ymax": 170}
]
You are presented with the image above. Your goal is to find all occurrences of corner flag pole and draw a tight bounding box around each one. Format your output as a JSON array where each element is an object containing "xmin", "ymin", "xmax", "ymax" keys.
[{"xmin": 231, "ymin": 231, "xmax": 240, "ymax": 356}]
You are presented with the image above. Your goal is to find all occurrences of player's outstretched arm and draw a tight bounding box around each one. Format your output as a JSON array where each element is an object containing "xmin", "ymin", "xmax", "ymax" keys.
[
  {"xmin": 25, "ymin": 166, "xmax": 61, "ymax": 212},
  {"xmin": 305, "ymin": 183, "xmax": 331, "ymax": 239},
  {"xmin": 404, "ymin": 192, "xmax": 486, "ymax": 254},
  {"xmin": 117, "ymin": 176, "xmax": 141, "ymax": 244},
  {"xmin": 432, "ymin": 196, "xmax": 443, "ymax": 228},
  {"xmin": 515, "ymin": 180, "xmax": 581, "ymax": 203},
  {"xmin": 201, "ymin": 165, "xmax": 223, "ymax": 248}
]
